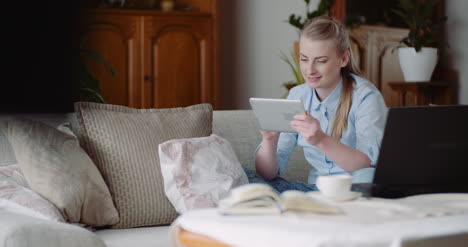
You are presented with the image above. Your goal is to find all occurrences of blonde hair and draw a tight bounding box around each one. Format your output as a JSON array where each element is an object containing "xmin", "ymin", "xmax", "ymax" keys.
[{"xmin": 300, "ymin": 16, "xmax": 360, "ymax": 139}]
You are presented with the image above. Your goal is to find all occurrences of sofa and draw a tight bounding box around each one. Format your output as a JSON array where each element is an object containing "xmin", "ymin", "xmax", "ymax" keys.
[{"xmin": 0, "ymin": 108, "xmax": 310, "ymax": 247}]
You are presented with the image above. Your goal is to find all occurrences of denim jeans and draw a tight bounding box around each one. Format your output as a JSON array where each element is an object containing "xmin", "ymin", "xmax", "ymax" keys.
[
  {"xmin": 244, "ymin": 167, "xmax": 376, "ymax": 193},
  {"xmin": 244, "ymin": 168, "xmax": 317, "ymax": 193}
]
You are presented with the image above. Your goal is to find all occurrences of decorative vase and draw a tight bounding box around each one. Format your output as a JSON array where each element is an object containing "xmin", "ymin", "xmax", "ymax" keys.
[
  {"xmin": 161, "ymin": 0, "xmax": 175, "ymax": 11},
  {"xmin": 398, "ymin": 47, "xmax": 438, "ymax": 82}
]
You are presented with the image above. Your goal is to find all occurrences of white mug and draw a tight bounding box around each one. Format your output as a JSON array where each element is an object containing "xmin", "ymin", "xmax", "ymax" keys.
[{"xmin": 316, "ymin": 174, "xmax": 352, "ymax": 198}]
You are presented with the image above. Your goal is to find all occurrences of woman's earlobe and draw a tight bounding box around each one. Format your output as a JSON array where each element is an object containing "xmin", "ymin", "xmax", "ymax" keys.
[{"xmin": 341, "ymin": 51, "xmax": 350, "ymax": 67}]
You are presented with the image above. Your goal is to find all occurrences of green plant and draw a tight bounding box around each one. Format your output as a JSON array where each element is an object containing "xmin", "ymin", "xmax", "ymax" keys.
[
  {"xmin": 77, "ymin": 47, "xmax": 116, "ymax": 103},
  {"xmin": 288, "ymin": 0, "xmax": 334, "ymax": 30},
  {"xmin": 280, "ymin": 50, "xmax": 304, "ymax": 97},
  {"xmin": 392, "ymin": 0, "xmax": 447, "ymax": 52}
]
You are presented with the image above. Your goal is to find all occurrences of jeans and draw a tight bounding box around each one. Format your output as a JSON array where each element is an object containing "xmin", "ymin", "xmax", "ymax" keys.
[
  {"xmin": 244, "ymin": 168, "xmax": 317, "ymax": 193},
  {"xmin": 244, "ymin": 167, "xmax": 376, "ymax": 193}
]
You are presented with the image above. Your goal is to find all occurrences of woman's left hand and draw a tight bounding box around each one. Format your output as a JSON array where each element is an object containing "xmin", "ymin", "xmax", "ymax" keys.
[{"xmin": 290, "ymin": 111, "xmax": 326, "ymax": 146}]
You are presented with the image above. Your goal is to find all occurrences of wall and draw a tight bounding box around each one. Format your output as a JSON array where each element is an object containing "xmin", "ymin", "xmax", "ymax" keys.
[
  {"xmin": 445, "ymin": 0, "xmax": 468, "ymax": 104},
  {"xmin": 219, "ymin": 0, "xmax": 318, "ymax": 109}
]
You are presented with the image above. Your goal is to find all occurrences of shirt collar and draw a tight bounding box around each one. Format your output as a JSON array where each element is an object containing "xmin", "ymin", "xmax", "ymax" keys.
[{"xmin": 311, "ymin": 77, "xmax": 343, "ymax": 112}]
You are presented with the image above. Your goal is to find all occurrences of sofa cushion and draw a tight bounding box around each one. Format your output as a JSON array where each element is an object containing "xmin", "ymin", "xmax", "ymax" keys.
[
  {"xmin": 0, "ymin": 165, "xmax": 29, "ymax": 188},
  {"xmin": 6, "ymin": 118, "xmax": 119, "ymax": 227},
  {"xmin": 212, "ymin": 110, "xmax": 261, "ymax": 170},
  {"xmin": 159, "ymin": 134, "xmax": 248, "ymax": 213},
  {"xmin": 0, "ymin": 113, "xmax": 74, "ymax": 167},
  {"xmin": 95, "ymin": 226, "xmax": 170, "ymax": 247},
  {"xmin": 0, "ymin": 201, "xmax": 106, "ymax": 247},
  {"xmin": 212, "ymin": 110, "xmax": 310, "ymax": 183},
  {"xmin": 0, "ymin": 165, "xmax": 64, "ymax": 222},
  {"xmin": 74, "ymin": 102, "xmax": 212, "ymax": 228}
]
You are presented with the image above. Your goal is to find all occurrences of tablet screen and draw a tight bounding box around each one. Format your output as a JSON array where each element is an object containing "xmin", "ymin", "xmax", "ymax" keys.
[{"xmin": 249, "ymin": 98, "xmax": 306, "ymax": 133}]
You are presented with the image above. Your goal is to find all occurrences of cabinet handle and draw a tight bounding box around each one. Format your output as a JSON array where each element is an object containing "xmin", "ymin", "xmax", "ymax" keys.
[{"xmin": 144, "ymin": 75, "xmax": 153, "ymax": 82}]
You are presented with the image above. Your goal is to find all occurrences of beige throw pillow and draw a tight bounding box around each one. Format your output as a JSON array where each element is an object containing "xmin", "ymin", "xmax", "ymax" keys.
[
  {"xmin": 159, "ymin": 134, "xmax": 248, "ymax": 213},
  {"xmin": 74, "ymin": 102, "xmax": 212, "ymax": 228},
  {"xmin": 6, "ymin": 119, "xmax": 119, "ymax": 227}
]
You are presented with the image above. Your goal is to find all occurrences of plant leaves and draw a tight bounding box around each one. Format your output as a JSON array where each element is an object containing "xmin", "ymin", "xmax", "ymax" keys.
[
  {"xmin": 287, "ymin": 0, "xmax": 332, "ymax": 30},
  {"xmin": 280, "ymin": 50, "xmax": 304, "ymax": 86},
  {"xmin": 80, "ymin": 48, "xmax": 117, "ymax": 77},
  {"xmin": 80, "ymin": 87, "xmax": 107, "ymax": 103},
  {"xmin": 394, "ymin": 0, "xmax": 447, "ymax": 49}
]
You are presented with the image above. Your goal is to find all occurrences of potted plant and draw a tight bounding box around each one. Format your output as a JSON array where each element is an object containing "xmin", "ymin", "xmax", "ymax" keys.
[
  {"xmin": 392, "ymin": 0, "xmax": 447, "ymax": 82},
  {"xmin": 280, "ymin": 50, "xmax": 305, "ymax": 97},
  {"xmin": 288, "ymin": 0, "xmax": 334, "ymax": 30},
  {"xmin": 78, "ymin": 47, "xmax": 116, "ymax": 103}
]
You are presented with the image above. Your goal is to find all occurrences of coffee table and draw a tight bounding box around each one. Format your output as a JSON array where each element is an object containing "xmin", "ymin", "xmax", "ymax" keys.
[
  {"xmin": 179, "ymin": 228, "xmax": 229, "ymax": 247},
  {"xmin": 172, "ymin": 194, "xmax": 468, "ymax": 247}
]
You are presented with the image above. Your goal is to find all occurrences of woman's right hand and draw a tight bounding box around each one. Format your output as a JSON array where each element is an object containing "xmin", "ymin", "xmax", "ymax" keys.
[{"xmin": 260, "ymin": 131, "xmax": 280, "ymax": 141}]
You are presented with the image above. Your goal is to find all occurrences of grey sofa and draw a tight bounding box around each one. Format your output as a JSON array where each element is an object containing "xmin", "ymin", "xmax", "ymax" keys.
[{"xmin": 0, "ymin": 110, "xmax": 310, "ymax": 247}]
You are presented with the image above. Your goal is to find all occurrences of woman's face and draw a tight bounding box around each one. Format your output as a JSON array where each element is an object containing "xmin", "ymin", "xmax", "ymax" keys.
[{"xmin": 299, "ymin": 37, "xmax": 349, "ymax": 99}]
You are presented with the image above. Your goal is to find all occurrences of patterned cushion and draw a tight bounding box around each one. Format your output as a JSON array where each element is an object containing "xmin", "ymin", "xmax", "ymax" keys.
[
  {"xmin": 6, "ymin": 119, "xmax": 119, "ymax": 227},
  {"xmin": 74, "ymin": 102, "xmax": 212, "ymax": 228},
  {"xmin": 159, "ymin": 134, "xmax": 248, "ymax": 213}
]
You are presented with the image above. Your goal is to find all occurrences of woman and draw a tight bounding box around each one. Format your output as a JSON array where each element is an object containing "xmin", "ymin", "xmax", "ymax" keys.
[{"xmin": 252, "ymin": 16, "xmax": 387, "ymax": 192}]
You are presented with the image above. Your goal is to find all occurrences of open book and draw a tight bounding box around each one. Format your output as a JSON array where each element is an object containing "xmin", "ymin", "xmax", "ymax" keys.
[{"xmin": 218, "ymin": 184, "xmax": 342, "ymax": 215}]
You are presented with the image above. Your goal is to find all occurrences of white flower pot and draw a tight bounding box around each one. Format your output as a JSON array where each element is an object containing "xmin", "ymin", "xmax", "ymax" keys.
[{"xmin": 398, "ymin": 47, "xmax": 438, "ymax": 82}]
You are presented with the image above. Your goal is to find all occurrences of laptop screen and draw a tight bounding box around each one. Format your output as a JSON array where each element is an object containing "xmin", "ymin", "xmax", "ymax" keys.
[{"xmin": 373, "ymin": 105, "xmax": 468, "ymax": 187}]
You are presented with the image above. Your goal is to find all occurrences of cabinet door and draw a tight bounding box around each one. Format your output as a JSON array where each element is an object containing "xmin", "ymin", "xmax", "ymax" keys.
[
  {"xmin": 143, "ymin": 16, "xmax": 213, "ymax": 109},
  {"xmin": 79, "ymin": 12, "xmax": 142, "ymax": 108}
]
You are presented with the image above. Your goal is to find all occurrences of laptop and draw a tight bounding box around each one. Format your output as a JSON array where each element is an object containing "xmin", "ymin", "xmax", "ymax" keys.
[{"xmin": 353, "ymin": 105, "xmax": 468, "ymax": 198}]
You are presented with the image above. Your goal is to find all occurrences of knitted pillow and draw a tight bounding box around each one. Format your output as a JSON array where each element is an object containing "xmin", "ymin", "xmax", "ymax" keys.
[{"xmin": 74, "ymin": 102, "xmax": 212, "ymax": 228}]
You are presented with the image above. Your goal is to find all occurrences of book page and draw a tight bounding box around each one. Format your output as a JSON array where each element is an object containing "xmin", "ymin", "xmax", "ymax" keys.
[{"xmin": 279, "ymin": 191, "xmax": 342, "ymax": 214}]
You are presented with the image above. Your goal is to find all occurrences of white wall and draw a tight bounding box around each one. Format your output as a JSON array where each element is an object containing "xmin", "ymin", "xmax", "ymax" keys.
[
  {"xmin": 219, "ymin": 0, "xmax": 319, "ymax": 109},
  {"xmin": 445, "ymin": 0, "xmax": 468, "ymax": 104}
]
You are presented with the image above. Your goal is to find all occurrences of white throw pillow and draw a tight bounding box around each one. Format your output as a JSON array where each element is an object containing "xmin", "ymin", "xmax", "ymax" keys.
[
  {"xmin": 0, "ymin": 165, "xmax": 29, "ymax": 188},
  {"xmin": 0, "ymin": 203, "xmax": 107, "ymax": 247},
  {"xmin": 0, "ymin": 166, "xmax": 65, "ymax": 222},
  {"xmin": 159, "ymin": 134, "xmax": 248, "ymax": 213},
  {"xmin": 6, "ymin": 118, "xmax": 119, "ymax": 227}
]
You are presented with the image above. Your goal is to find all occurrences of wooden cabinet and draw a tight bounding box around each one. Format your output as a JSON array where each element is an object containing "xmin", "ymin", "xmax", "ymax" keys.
[
  {"xmin": 142, "ymin": 15, "xmax": 213, "ymax": 108},
  {"xmin": 79, "ymin": 12, "xmax": 142, "ymax": 107},
  {"xmin": 388, "ymin": 81, "xmax": 453, "ymax": 106},
  {"xmin": 78, "ymin": 6, "xmax": 219, "ymax": 109}
]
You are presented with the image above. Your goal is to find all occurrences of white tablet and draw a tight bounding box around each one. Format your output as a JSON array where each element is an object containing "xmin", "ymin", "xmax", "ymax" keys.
[{"xmin": 249, "ymin": 98, "xmax": 306, "ymax": 133}]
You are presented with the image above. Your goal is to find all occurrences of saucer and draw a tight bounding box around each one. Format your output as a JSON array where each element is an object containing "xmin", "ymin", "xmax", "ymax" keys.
[{"xmin": 307, "ymin": 191, "xmax": 362, "ymax": 202}]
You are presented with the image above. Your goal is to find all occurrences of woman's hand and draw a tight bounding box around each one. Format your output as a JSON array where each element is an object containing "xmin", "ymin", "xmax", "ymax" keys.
[
  {"xmin": 260, "ymin": 131, "xmax": 280, "ymax": 141},
  {"xmin": 290, "ymin": 112, "xmax": 326, "ymax": 146}
]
